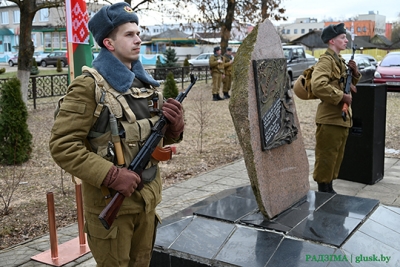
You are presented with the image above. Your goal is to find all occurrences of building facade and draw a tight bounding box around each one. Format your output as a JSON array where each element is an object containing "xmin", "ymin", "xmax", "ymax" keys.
[
  {"xmin": 0, "ymin": 1, "xmax": 103, "ymax": 63},
  {"xmin": 278, "ymin": 12, "xmax": 391, "ymax": 42}
]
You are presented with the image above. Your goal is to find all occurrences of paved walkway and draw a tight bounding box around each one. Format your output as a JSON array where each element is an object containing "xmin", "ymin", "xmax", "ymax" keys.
[{"xmin": 1, "ymin": 150, "xmax": 400, "ymax": 266}]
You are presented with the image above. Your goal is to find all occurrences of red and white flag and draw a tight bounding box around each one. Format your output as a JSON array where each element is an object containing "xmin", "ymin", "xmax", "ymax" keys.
[
  {"xmin": 65, "ymin": 0, "xmax": 92, "ymax": 80},
  {"xmin": 65, "ymin": 0, "xmax": 89, "ymax": 44}
]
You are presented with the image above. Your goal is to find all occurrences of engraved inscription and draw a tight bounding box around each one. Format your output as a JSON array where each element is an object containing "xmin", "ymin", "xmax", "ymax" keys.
[
  {"xmin": 263, "ymin": 99, "xmax": 281, "ymax": 146},
  {"xmin": 252, "ymin": 58, "xmax": 298, "ymax": 151}
]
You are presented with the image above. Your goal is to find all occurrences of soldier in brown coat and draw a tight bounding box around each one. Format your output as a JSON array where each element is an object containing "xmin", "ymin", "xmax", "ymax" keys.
[
  {"xmin": 209, "ymin": 46, "xmax": 225, "ymax": 101},
  {"xmin": 222, "ymin": 47, "xmax": 234, "ymax": 99},
  {"xmin": 49, "ymin": 3, "xmax": 184, "ymax": 266},
  {"xmin": 311, "ymin": 23, "xmax": 361, "ymax": 194}
]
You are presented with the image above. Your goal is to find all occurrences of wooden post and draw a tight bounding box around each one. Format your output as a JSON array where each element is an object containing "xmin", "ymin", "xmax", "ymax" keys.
[
  {"xmin": 75, "ymin": 184, "xmax": 86, "ymax": 245},
  {"xmin": 46, "ymin": 192, "xmax": 59, "ymax": 260}
]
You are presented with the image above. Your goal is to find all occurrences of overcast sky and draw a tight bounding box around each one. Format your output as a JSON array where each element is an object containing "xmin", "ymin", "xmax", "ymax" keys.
[
  {"xmin": 280, "ymin": 0, "xmax": 399, "ymax": 24},
  {"xmin": 105, "ymin": 0, "xmax": 400, "ymax": 26}
]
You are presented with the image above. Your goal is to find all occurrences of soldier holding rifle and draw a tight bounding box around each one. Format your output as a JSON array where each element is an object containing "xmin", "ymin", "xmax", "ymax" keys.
[
  {"xmin": 311, "ymin": 23, "xmax": 361, "ymax": 194},
  {"xmin": 49, "ymin": 2, "xmax": 184, "ymax": 266}
]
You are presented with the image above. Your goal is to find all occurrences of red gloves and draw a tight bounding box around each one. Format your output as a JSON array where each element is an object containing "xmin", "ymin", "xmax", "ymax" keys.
[
  {"xmin": 162, "ymin": 98, "xmax": 184, "ymax": 139},
  {"xmin": 103, "ymin": 165, "xmax": 141, "ymax": 197},
  {"xmin": 348, "ymin": 60, "xmax": 360, "ymax": 77}
]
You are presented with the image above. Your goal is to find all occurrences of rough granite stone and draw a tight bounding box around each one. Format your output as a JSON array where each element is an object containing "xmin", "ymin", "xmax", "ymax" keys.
[{"xmin": 229, "ymin": 19, "xmax": 310, "ymax": 219}]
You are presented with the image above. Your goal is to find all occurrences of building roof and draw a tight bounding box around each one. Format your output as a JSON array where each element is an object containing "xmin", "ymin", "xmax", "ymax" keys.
[
  {"xmin": 289, "ymin": 30, "xmax": 385, "ymax": 50},
  {"xmin": 370, "ymin": 34, "xmax": 393, "ymax": 48},
  {"xmin": 151, "ymin": 29, "xmax": 191, "ymax": 39}
]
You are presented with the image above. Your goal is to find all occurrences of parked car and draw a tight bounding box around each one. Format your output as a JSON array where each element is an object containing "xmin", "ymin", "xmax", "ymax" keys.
[
  {"xmin": 40, "ymin": 51, "xmax": 68, "ymax": 67},
  {"xmin": 373, "ymin": 52, "xmax": 400, "ymax": 92},
  {"xmin": 306, "ymin": 53, "xmax": 318, "ymax": 64},
  {"xmin": 33, "ymin": 51, "xmax": 49, "ymax": 64},
  {"xmin": 341, "ymin": 54, "xmax": 376, "ymax": 83},
  {"xmin": 8, "ymin": 54, "xmax": 18, "ymax": 67},
  {"xmin": 188, "ymin": 53, "xmax": 213, "ymax": 67},
  {"xmin": 283, "ymin": 45, "xmax": 316, "ymax": 89},
  {"xmin": 360, "ymin": 54, "xmax": 378, "ymax": 67}
]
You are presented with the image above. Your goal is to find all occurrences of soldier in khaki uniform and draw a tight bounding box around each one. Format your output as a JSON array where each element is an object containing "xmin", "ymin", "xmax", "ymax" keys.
[
  {"xmin": 209, "ymin": 46, "xmax": 225, "ymax": 101},
  {"xmin": 311, "ymin": 23, "xmax": 361, "ymax": 194},
  {"xmin": 222, "ymin": 47, "xmax": 234, "ymax": 99},
  {"xmin": 49, "ymin": 3, "xmax": 184, "ymax": 267}
]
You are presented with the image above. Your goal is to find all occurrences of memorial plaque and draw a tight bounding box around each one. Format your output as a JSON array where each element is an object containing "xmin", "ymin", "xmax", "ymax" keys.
[
  {"xmin": 252, "ymin": 58, "xmax": 298, "ymax": 150},
  {"xmin": 229, "ymin": 19, "xmax": 310, "ymax": 219}
]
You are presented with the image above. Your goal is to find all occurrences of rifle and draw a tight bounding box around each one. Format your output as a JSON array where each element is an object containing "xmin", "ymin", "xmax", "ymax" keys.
[
  {"xmin": 99, "ymin": 74, "xmax": 198, "ymax": 230},
  {"xmin": 342, "ymin": 44, "xmax": 357, "ymax": 121}
]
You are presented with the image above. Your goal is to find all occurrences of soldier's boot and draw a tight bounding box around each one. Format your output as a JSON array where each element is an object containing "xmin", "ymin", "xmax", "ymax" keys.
[
  {"xmin": 328, "ymin": 181, "xmax": 337, "ymax": 194},
  {"xmin": 317, "ymin": 183, "xmax": 330, "ymax": 193},
  {"xmin": 223, "ymin": 92, "xmax": 230, "ymax": 99},
  {"xmin": 213, "ymin": 94, "xmax": 223, "ymax": 101},
  {"xmin": 318, "ymin": 182, "xmax": 336, "ymax": 194}
]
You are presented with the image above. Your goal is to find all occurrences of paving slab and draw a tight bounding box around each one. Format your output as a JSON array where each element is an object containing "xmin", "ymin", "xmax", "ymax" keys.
[{"xmin": 1, "ymin": 151, "xmax": 400, "ymax": 267}]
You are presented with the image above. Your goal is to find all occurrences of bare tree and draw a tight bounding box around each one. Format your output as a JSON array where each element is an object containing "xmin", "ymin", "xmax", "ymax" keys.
[
  {"xmin": 178, "ymin": 0, "xmax": 287, "ymax": 54},
  {"xmin": 0, "ymin": 164, "xmax": 28, "ymax": 215},
  {"xmin": 190, "ymin": 88, "xmax": 211, "ymax": 153},
  {"xmin": 8, "ymin": 0, "xmax": 64, "ymax": 104},
  {"xmin": 391, "ymin": 13, "xmax": 400, "ymax": 43}
]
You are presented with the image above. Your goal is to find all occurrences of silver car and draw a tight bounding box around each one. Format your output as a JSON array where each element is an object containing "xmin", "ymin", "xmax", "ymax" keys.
[
  {"xmin": 188, "ymin": 53, "xmax": 213, "ymax": 67},
  {"xmin": 33, "ymin": 52, "xmax": 49, "ymax": 64}
]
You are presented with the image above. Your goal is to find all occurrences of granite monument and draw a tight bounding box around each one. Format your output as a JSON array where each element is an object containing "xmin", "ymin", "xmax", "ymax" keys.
[{"xmin": 229, "ymin": 19, "xmax": 310, "ymax": 219}]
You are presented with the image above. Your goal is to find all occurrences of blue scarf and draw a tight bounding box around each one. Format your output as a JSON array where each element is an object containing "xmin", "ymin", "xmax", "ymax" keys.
[{"xmin": 92, "ymin": 48, "xmax": 160, "ymax": 93}]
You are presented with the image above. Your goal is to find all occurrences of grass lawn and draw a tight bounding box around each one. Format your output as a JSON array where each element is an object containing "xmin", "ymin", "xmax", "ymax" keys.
[{"xmin": 0, "ymin": 69, "xmax": 68, "ymax": 79}]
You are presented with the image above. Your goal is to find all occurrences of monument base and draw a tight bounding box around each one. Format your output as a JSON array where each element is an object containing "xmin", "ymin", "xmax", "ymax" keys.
[{"xmin": 151, "ymin": 186, "xmax": 400, "ymax": 267}]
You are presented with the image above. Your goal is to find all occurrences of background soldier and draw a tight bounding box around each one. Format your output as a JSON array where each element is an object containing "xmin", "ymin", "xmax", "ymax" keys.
[
  {"xmin": 222, "ymin": 47, "xmax": 234, "ymax": 99},
  {"xmin": 209, "ymin": 46, "xmax": 225, "ymax": 101}
]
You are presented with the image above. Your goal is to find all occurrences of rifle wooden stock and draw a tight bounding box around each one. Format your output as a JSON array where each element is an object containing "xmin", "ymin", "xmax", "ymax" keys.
[
  {"xmin": 99, "ymin": 192, "xmax": 124, "ymax": 230},
  {"xmin": 98, "ymin": 74, "xmax": 198, "ymax": 230}
]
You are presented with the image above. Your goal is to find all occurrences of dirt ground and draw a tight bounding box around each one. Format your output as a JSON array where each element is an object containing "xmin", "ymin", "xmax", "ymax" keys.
[{"xmin": 1, "ymin": 80, "xmax": 400, "ymax": 250}]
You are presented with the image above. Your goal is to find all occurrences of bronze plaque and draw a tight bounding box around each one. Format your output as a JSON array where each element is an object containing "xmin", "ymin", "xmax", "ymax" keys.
[{"xmin": 252, "ymin": 58, "xmax": 298, "ymax": 151}]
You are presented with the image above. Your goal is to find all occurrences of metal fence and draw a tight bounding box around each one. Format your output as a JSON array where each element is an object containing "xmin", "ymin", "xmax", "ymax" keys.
[{"xmin": 0, "ymin": 66, "xmax": 211, "ymax": 108}]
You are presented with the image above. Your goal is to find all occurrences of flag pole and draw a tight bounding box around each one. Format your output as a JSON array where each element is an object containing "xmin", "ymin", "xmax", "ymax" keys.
[{"xmin": 68, "ymin": 42, "xmax": 75, "ymax": 80}]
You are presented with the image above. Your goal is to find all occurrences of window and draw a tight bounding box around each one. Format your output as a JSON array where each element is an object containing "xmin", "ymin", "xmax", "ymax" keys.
[
  {"xmin": 295, "ymin": 48, "xmax": 305, "ymax": 58},
  {"xmin": 42, "ymin": 32, "xmax": 67, "ymax": 50},
  {"xmin": 286, "ymin": 29, "xmax": 290, "ymax": 34},
  {"xmin": 363, "ymin": 26, "xmax": 367, "ymax": 32},
  {"xmin": 40, "ymin": 8, "xmax": 49, "ymax": 22},
  {"xmin": 357, "ymin": 27, "xmax": 361, "ymax": 32},
  {"xmin": 52, "ymin": 34, "xmax": 60, "ymax": 49},
  {"xmin": 301, "ymin": 29, "xmax": 305, "ymax": 34},
  {"xmin": 294, "ymin": 29, "xmax": 298, "ymax": 34},
  {"xmin": 1, "ymin": 11, "xmax": 9, "ymax": 24},
  {"xmin": 3, "ymin": 35, "xmax": 11, "ymax": 52},
  {"xmin": 44, "ymin": 32, "xmax": 52, "ymax": 48},
  {"xmin": 309, "ymin": 29, "xmax": 312, "ymax": 32},
  {"xmin": 32, "ymin": 33, "xmax": 37, "ymax": 48},
  {"xmin": 13, "ymin": 10, "xmax": 20, "ymax": 24},
  {"xmin": 61, "ymin": 32, "xmax": 67, "ymax": 49},
  {"xmin": 281, "ymin": 29, "xmax": 285, "ymax": 34}
]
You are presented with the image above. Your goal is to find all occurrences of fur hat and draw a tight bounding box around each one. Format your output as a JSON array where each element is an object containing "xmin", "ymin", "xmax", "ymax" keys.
[
  {"xmin": 89, "ymin": 2, "xmax": 139, "ymax": 47},
  {"xmin": 226, "ymin": 47, "xmax": 232, "ymax": 51},
  {"xmin": 213, "ymin": 46, "xmax": 221, "ymax": 53},
  {"xmin": 321, "ymin": 23, "xmax": 346, "ymax": 43}
]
